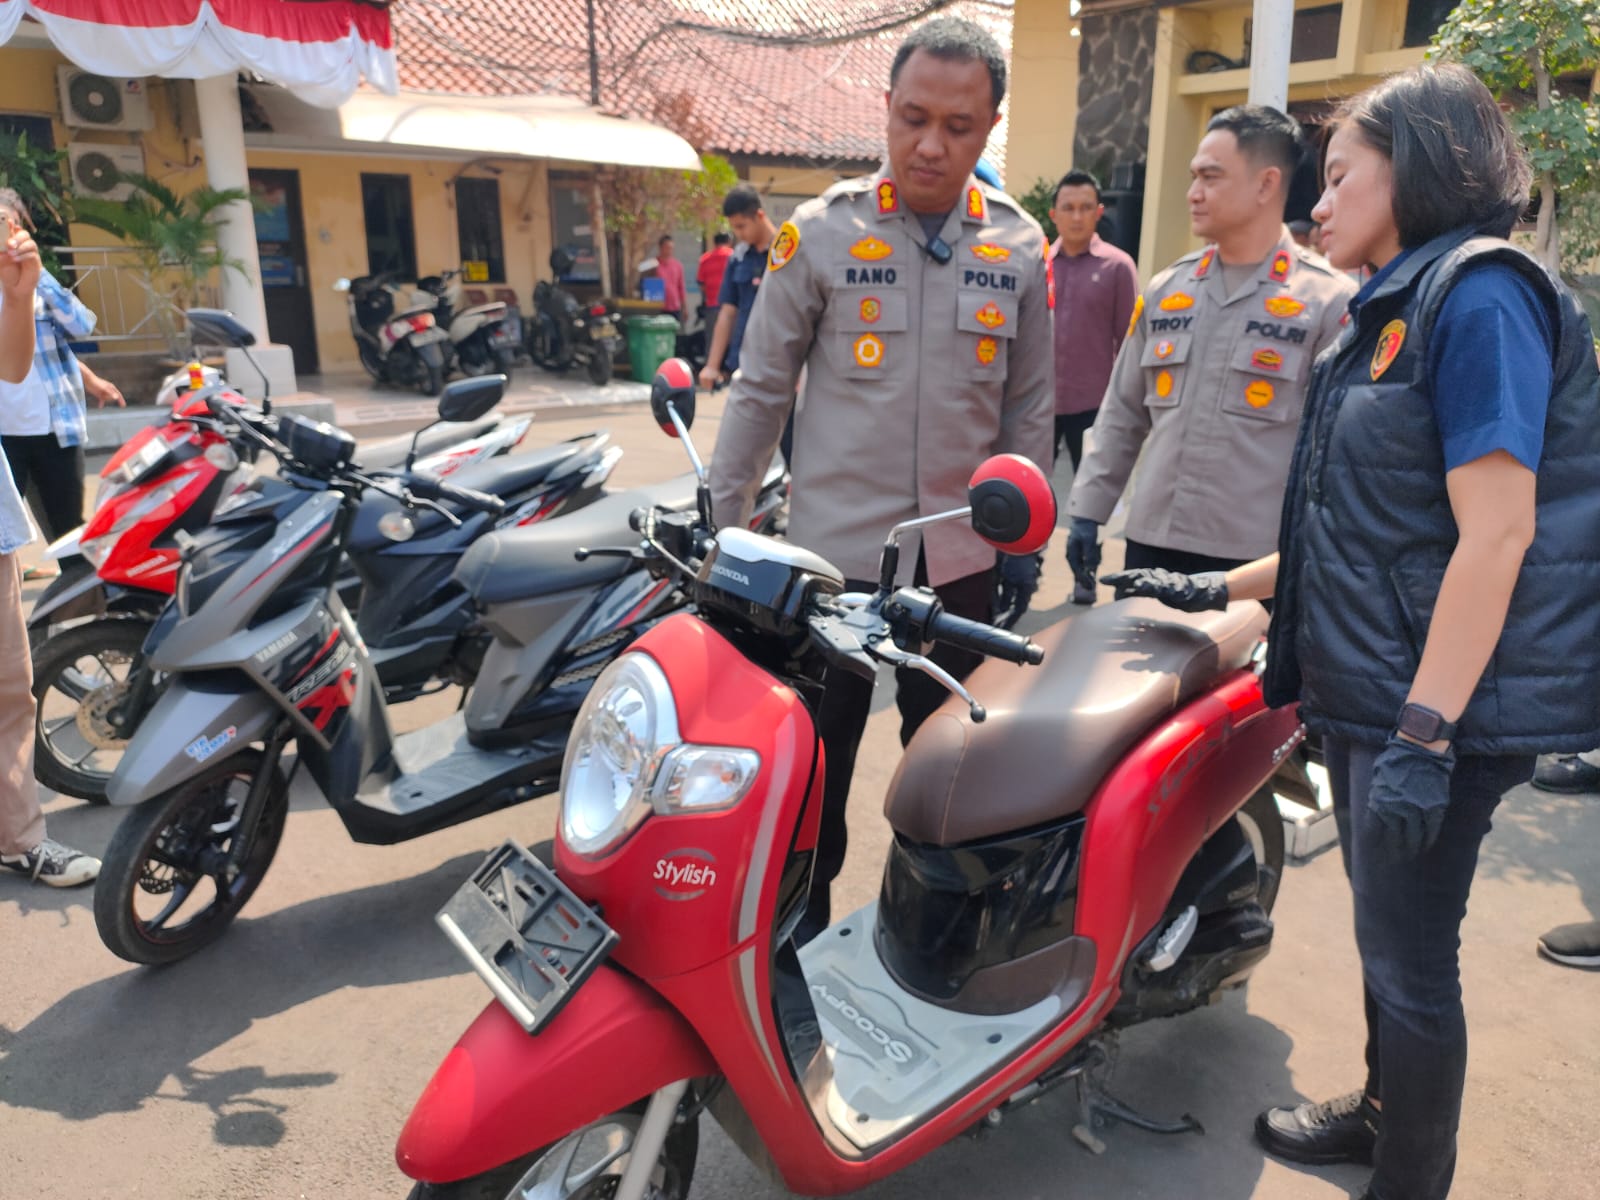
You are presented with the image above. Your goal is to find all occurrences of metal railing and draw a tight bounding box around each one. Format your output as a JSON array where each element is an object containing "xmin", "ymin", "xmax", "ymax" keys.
[{"xmin": 47, "ymin": 245, "xmax": 220, "ymax": 353}]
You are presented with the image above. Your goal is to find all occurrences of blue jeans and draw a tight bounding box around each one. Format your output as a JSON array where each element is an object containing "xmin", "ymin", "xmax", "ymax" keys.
[{"xmin": 1325, "ymin": 737, "xmax": 1534, "ymax": 1200}]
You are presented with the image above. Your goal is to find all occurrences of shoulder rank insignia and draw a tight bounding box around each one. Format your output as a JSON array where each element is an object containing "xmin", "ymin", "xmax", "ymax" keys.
[
  {"xmin": 975, "ymin": 302, "xmax": 1006, "ymax": 330},
  {"xmin": 971, "ymin": 243, "xmax": 1011, "ymax": 264},
  {"xmin": 1160, "ymin": 292, "xmax": 1194, "ymax": 312},
  {"xmin": 850, "ymin": 236, "xmax": 893, "ymax": 261},
  {"xmin": 876, "ymin": 180, "xmax": 899, "ymax": 215},
  {"xmin": 1370, "ymin": 319, "xmax": 1406, "ymax": 380},
  {"xmin": 1270, "ymin": 250, "xmax": 1292, "ymax": 282},
  {"xmin": 1195, "ymin": 247, "xmax": 1215, "ymax": 279},
  {"xmin": 1264, "ymin": 295, "xmax": 1305, "ymax": 319},
  {"xmin": 768, "ymin": 221, "xmax": 800, "ymax": 271},
  {"xmin": 966, "ymin": 186, "xmax": 986, "ymax": 221}
]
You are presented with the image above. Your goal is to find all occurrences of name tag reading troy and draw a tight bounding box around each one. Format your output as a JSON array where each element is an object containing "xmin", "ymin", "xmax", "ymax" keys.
[{"xmin": 962, "ymin": 268, "xmax": 1019, "ymax": 292}]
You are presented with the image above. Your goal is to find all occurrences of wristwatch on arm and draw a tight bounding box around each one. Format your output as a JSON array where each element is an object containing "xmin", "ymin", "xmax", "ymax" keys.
[{"xmin": 1396, "ymin": 703, "xmax": 1457, "ymax": 745}]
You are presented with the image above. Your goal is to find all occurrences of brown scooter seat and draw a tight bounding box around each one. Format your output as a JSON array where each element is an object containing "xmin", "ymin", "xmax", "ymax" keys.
[{"xmin": 884, "ymin": 598, "xmax": 1270, "ymax": 846}]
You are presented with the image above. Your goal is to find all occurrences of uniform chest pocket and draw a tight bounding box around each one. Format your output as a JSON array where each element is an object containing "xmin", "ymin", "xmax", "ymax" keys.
[
  {"xmin": 1139, "ymin": 330, "xmax": 1192, "ymax": 409},
  {"xmin": 957, "ymin": 289, "xmax": 1019, "ymax": 381},
  {"xmin": 833, "ymin": 289, "xmax": 909, "ymax": 380},
  {"xmin": 1221, "ymin": 339, "xmax": 1309, "ymax": 423}
]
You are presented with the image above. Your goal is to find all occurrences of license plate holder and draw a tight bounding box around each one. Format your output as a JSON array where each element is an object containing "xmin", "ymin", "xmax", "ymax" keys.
[
  {"xmin": 594, "ymin": 324, "xmax": 619, "ymax": 340},
  {"xmin": 436, "ymin": 840, "xmax": 617, "ymax": 1034}
]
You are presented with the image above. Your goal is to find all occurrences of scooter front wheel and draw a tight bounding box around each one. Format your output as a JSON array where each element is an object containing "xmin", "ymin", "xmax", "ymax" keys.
[
  {"xmin": 93, "ymin": 749, "xmax": 289, "ymax": 966},
  {"xmin": 406, "ymin": 1105, "xmax": 698, "ymax": 1200},
  {"xmin": 32, "ymin": 617, "xmax": 155, "ymax": 803}
]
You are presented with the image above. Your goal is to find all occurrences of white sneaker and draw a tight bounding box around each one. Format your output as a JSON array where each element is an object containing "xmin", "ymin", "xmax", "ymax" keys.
[{"xmin": 0, "ymin": 837, "xmax": 101, "ymax": 887}]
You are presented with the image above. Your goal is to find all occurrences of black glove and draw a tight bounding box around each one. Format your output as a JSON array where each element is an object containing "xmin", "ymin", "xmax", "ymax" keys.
[
  {"xmin": 1101, "ymin": 567, "xmax": 1229, "ymax": 613},
  {"xmin": 1065, "ymin": 517, "xmax": 1102, "ymax": 599},
  {"xmin": 1366, "ymin": 734, "xmax": 1455, "ymax": 861},
  {"xmin": 994, "ymin": 552, "xmax": 1042, "ymax": 630}
]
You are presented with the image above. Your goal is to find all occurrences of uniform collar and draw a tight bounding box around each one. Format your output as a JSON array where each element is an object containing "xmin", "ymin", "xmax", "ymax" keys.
[
  {"xmin": 1052, "ymin": 234, "xmax": 1103, "ymax": 260},
  {"xmin": 1194, "ymin": 227, "xmax": 1300, "ymax": 305},
  {"xmin": 870, "ymin": 165, "xmax": 988, "ymax": 226}
]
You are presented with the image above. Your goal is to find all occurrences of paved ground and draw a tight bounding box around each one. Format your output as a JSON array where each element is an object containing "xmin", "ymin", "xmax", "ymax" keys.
[{"xmin": 2, "ymin": 396, "xmax": 1596, "ymax": 1199}]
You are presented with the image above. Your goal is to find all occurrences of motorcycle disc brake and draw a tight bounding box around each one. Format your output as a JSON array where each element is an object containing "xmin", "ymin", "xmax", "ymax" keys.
[{"xmin": 76, "ymin": 679, "xmax": 133, "ymax": 750}]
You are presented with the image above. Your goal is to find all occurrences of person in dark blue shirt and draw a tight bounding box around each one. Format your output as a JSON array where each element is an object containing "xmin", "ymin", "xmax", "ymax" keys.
[
  {"xmin": 698, "ymin": 184, "xmax": 776, "ymax": 392},
  {"xmin": 1102, "ymin": 64, "xmax": 1600, "ymax": 1200}
]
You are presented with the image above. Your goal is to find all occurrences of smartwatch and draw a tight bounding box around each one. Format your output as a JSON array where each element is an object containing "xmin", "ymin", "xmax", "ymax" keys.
[{"xmin": 1397, "ymin": 703, "xmax": 1457, "ymax": 743}]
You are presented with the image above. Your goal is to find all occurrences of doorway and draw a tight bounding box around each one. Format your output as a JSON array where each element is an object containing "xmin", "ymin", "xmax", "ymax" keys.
[
  {"xmin": 361, "ymin": 173, "xmax": 418, "ymax": 280},
  {"xmin": 249, "ymin": 168, "xmax": 319, "ymax": 374}
]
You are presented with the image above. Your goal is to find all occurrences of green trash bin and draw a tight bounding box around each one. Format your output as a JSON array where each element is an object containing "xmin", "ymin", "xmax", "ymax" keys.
[{"xmin": 624, "ymin": 314, "xmax": 680, "ymax": 383}]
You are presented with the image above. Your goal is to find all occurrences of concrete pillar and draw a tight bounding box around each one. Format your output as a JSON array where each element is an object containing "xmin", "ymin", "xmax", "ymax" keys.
[
  {"xmin": 193, "ymin": 74, "xmax": 297, "ymax": 398},
  {"xmin": 1248, "ymin": 0, "xmax": 1295, "ymax": 110}
]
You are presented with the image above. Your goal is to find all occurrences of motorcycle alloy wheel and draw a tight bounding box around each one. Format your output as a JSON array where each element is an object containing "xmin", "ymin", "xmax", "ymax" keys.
[
  {"xmin": 94, "ymin": 749, "xmax": 289, "ymax": 966},
  {"xmin": 32, "ymin": 618, "xmax": 155, "ymax": 803},
  {"xmin": 406, "ymin": 1106, "xmax": 699, "ymax": 1200}
]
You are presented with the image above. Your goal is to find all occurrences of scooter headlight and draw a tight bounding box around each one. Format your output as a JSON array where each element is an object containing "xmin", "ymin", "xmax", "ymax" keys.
[{"xmin": 559, "ymin": 652, "xmax": 760, "ymax": 859}]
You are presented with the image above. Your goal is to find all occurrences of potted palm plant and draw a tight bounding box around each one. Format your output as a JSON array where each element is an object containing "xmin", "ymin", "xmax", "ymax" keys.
[{"xmin": 73, "ymin": 172, "xmax": 252, "ymax": 359}]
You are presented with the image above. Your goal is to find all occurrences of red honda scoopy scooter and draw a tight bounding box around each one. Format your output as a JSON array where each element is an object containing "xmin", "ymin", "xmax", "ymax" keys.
[{"xmin": 395, "ymin": 360, "xmax": 1298, "ymax": 1200}]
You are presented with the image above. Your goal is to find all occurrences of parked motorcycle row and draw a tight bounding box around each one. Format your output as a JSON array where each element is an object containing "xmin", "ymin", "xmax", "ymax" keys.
[
  {"xmin": 33, "ymin": 323, "xmax": 1295, "ymax": 1199},
  {"xmin": 337, "ymin": 250, "xmax": 621, "ymax": 396}
]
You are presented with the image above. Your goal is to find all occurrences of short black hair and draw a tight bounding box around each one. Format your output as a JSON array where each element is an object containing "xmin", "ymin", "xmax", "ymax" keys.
[
  {"xmin": 1054, "ymin": 169, "xmax": 1102, "ymax": 204},
  {"xmin": 890, "ymin": 16, "xmax": 1006, "ymax": 111},
  {"xmin": 722, "ymin": 184, "xmax": 763, "ymax": 219},
  {"xmin": 1206, "ymin": 104, "xmax": 1303, "ymax": 189},
  {"xmin": 1333, "ymin": 63, "xmax": 1531, "ymax": 245},
  {"xmin": 658, "ymin": 234, "xmax": 673, "ymax": 246},
  {"xmin": 713, "ymin": 231, "xmax": 732, "ymax": 245}
]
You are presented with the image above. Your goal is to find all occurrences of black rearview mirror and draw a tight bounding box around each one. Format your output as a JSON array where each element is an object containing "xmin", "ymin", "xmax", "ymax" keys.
[
  {"xmin": 438, "ymin": 374, "xmax": 505, "ymax": 423},
  {"xmin": 184, "ymin": 308, "xmax": 257, "ymax": 349}
]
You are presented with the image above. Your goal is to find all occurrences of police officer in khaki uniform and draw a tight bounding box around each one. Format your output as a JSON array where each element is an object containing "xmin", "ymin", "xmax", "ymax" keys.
[
  {"xmin": 1067, "ymin": 106, "xmax": 1356, "ymax": 585},
  {"xmin": 709, "ymin": 17, "xmax": 1053, "ymax": 942}
]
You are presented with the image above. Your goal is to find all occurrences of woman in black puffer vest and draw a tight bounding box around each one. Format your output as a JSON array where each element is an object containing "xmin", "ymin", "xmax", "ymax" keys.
[{"xmin": 1103, "ymin": 65, "xmax": 1600, "ymax": 1200}]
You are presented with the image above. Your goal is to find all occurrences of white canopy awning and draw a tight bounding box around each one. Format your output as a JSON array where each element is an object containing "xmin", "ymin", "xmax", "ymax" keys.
[
  {"xmin": 242, "ymin": 86, "xmax": 701, "ymax": 172},
  {"xmin": 337, "ymin": 92, "xmax": 702, "ymax": 171}
]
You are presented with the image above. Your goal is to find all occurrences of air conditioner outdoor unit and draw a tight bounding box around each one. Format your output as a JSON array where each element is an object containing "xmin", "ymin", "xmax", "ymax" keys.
[
  {"xmin": 68, "ymin": 143, "xmax": 145, "ymax": 203},
  {"xmin": 57, "ymin": 67, "xmax": 153, "ymax": 131}
]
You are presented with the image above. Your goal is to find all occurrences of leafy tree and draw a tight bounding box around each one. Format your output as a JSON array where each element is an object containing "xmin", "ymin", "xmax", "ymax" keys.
[
  {"xmin": 72, "ymin": 173, "xmax": 252, "ymax": 355},
  {"xmin": 1432, "ymin": 0, "xmax": 1600, "ymax": 271},
  {"xmin": 597, "ymin": 152, "xmax": 739, "ymax": 289},
  {"xmin": 1018, "ymin": 177, "xmax": 1057, "ymax": 233},
  {"xmin": 0, "ymin": 130, "xmax": 72, "ymax": 275}
]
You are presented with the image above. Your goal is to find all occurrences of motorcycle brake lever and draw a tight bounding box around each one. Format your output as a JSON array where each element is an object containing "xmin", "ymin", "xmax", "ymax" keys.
[
  {"xmin": 574, "ymin": 545, "xmax": 642, "ymax": 562},
  {"xmin": 869, "ymin": 640, "xmax": 988, "ymax": 723}
]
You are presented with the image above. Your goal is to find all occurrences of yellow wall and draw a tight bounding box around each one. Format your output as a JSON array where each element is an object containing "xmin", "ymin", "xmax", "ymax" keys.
[
  {"xmin": 1004, "ymin": 0, "xmax": 1080, "ymax": 196},
  {"xmin": 1137, "ymin": 0, "xmax": 1425, "ymax": 277},
  {"xmin": 245, "ymin": 148, "xmax": 555, "ymax": 372}
]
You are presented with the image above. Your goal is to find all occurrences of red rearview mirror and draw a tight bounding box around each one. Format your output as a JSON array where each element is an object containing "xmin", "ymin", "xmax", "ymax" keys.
[{"xmin": 967, "ymin": 455, "xmax": 1056, "ymax": 555}]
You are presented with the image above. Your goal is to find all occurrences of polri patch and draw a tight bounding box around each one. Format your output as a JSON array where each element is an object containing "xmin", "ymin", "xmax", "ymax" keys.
[
  {"xmin": 859, "ymin": 297, "xmax": 881, "ymax": 324},
  {"xmin": 976, "ymin": 336, "xmax": 999, "ymax": 365},
  {"xmin": 974, "ymin": 302, "xmax": 1006, "ymax": 330},
  {"xmin": 768, "ymin": 222, "xmax": 800, "ymax": 272},
  {"xmin": 1370, "ymin": 319, "xmax": 1406, "ymax": 380}
]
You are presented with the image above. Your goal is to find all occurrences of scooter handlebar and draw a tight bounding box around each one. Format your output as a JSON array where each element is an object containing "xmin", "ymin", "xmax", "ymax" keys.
[
  {"xmin": 406, "ymin": 473, "xmax": 506, "ymax": 515},
  {"xmin": 927, "ymin": 609, "xmax": 1043, "ymax": 666}
]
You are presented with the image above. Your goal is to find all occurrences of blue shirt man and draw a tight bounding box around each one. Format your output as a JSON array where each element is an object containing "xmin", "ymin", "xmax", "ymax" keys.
[{"xmin": 698, "ymin": 184, "xmax": 778, "ymax": 392}]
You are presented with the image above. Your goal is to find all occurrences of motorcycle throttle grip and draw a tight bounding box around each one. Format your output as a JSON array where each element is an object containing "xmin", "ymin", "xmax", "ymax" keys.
[
  {"xmin": 929, "ymin": 611, "xmax": 1044, "ymax": 665},
  {"xmin": 407, "ymin": 475, "xmax": 506, "ymax": 515}
]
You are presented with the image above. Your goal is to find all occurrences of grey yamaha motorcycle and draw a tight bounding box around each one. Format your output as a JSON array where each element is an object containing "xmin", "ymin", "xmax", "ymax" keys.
[{"xmin": 92, "ymin": 382, "xmax": 773, "ymax": 966}]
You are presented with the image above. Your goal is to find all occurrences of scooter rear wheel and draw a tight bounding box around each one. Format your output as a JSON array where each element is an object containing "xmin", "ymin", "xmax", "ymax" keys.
[
  {"xmin": 406, "ymin": 1105, "xmax": 698, "ymax": 1200},
  {"xmin": 585, "ymin": 342, "xmax": 613, "ymax": 387},
  {"xmin": 94, "ymin": 749, "xmax": 289, "ymax": 966}
]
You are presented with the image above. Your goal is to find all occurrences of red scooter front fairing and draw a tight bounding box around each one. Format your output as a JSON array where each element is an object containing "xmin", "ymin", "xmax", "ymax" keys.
[{"xmin": 396, "ymin": 967, "xmax": 715, "ymax": 1182}]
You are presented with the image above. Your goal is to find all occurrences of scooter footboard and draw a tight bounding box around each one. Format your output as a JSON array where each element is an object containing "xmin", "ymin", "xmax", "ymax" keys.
[
  {"xmin": 396, "ymin": 965, "xmax": 716, "ymax": 1184},
  {"xmin": 106, "ymin": 681, "xmax": 282, "ymax": 807}
]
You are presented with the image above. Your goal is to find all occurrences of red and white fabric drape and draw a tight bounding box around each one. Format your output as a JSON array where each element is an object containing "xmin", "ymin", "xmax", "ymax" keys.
[{"xmin": 0, "ymin": 0, "xmax": 396, "ymax": 106}]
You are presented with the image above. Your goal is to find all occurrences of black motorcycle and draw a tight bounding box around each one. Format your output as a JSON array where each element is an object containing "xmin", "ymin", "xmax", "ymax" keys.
[{"xmin": 527, "ymin": 248, "xmax": 620, "ymax": 386}]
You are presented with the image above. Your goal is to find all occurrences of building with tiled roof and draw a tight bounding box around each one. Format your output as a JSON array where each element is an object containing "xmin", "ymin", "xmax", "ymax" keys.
[{"xmin": 393, "ymin": 0, "xmax": 1014, "ymax": 174}]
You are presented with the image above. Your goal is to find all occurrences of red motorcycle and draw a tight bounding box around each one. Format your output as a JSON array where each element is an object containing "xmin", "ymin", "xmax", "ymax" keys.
[{"xmin": 395, "ymin": 361, "xmax": 1294, "ymax": 1200}]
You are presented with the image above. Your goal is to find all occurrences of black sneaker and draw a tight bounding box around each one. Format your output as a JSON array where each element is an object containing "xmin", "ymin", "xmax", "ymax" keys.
[
  {"xmin": 1531, "ymin": 754, "xmax": 1600, "ymax": 794},
  {"xmin": 1255, "ymin": 1090, "xmax": 1379, "ymax": 1165},
  {"xmin": 1538, "ymin": 919, "xmax": 1600, "ymax": 969},
  {"xmin": 0, "ymin": 837, "xmax": 100, "ymax": 887}
]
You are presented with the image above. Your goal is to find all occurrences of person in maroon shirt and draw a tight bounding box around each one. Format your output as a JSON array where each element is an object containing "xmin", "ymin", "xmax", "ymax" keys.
[
  {"xmin": 1048, "ymin": 170, "xmax": 1138, "ymax": 476},
  {"xmin": 655, "ymin": 234, "xmax": 687, "ymax": 322},
  {"xmin": 696, "ymin": 232, "xmax": 732, "ymax": 324}
]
